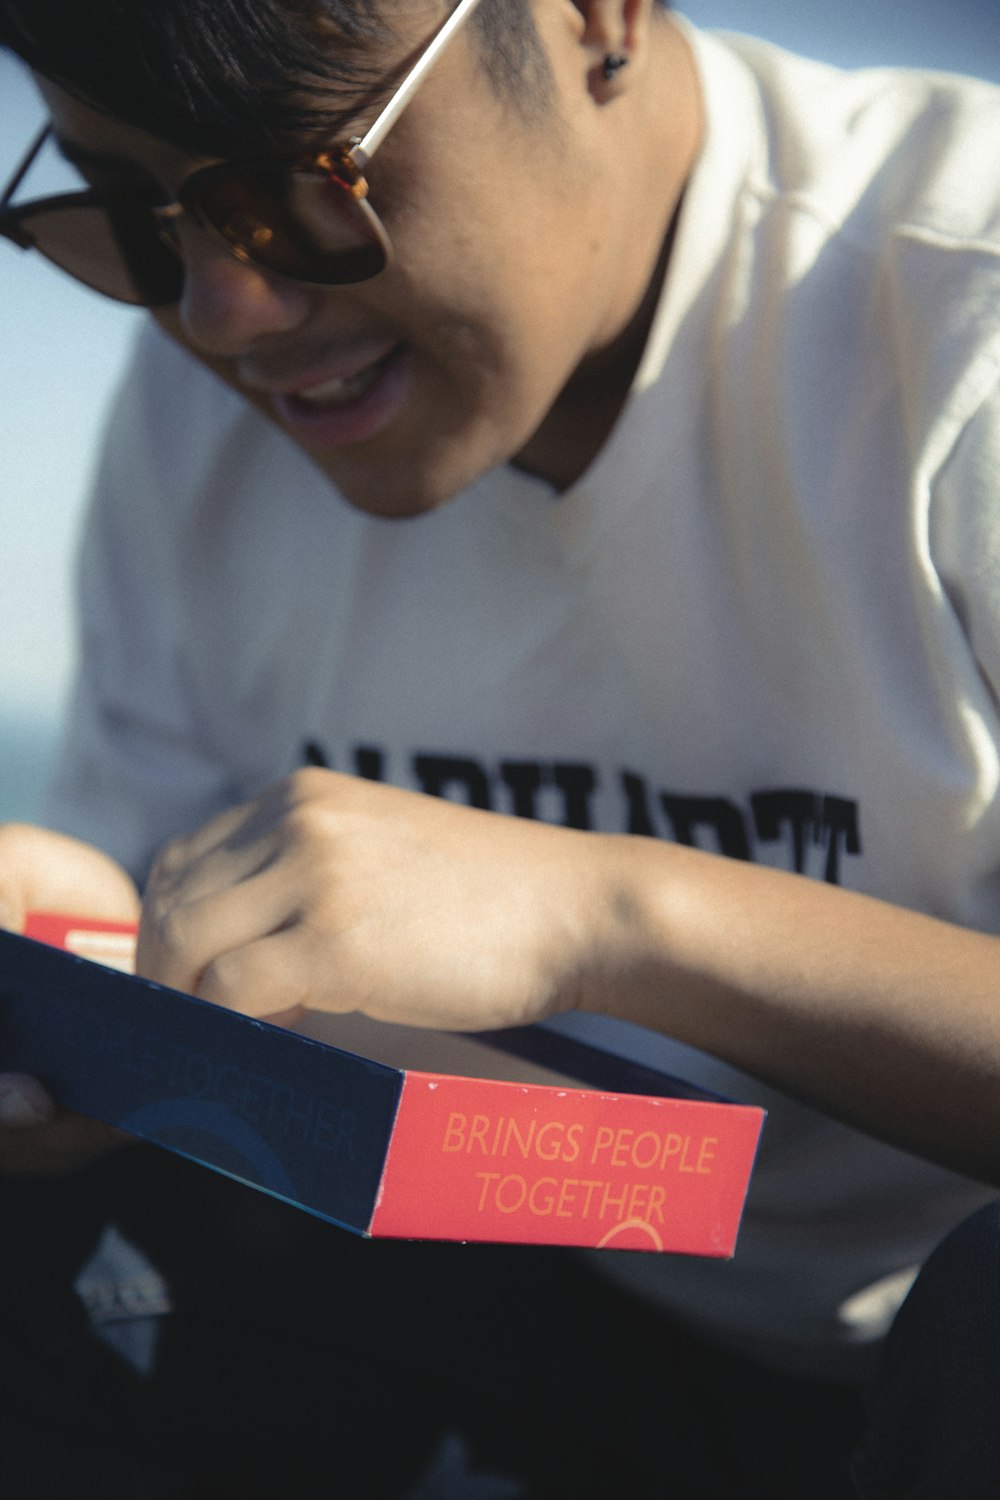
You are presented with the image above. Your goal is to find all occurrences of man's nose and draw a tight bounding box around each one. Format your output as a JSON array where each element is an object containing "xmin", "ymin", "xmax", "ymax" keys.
[{"xmin": 173, "ymin": 220, "xmax": 313, "ymax": 355}]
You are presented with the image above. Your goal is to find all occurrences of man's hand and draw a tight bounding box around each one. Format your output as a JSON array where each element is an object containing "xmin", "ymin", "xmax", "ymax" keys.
[
  {"xmin": 0, "ymin": 823, "xmax": 141, "ymax": 1175},
  {"xmin": 0, "ymin": 1073, "xmax": 132, "ymax": 1176},
  {"xmin": 30, "ymin": 774, "xmax": 1000, "ymax": 1185},
  {"xmin": 138, "ymin": 768, "xmax": 613, "ymax": 1033}
]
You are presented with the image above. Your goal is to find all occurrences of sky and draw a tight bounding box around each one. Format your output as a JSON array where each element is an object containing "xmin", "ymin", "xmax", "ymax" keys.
[{"xmin": 1, "ymin": 1, "xmax": 1000, "ymax": 810}]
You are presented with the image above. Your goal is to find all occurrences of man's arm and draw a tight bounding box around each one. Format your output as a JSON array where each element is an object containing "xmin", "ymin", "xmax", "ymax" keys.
[
  {"xmin": 135, "ymin": 767, "xmax": 1000, "ymax": 1187},
  {"xmin": 586, "ymin": 834, "xmax": 1000, "ymax": 1184}
]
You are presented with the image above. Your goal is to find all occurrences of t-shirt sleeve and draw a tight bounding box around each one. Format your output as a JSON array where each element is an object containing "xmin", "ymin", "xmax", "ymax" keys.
[
  {"xmin": 930, "ymin": 367, "xmax": 1000, "ymax": 724},
  {"xmin": 41, "ymin": 325, "xmax": 245, "ymax": 884}
]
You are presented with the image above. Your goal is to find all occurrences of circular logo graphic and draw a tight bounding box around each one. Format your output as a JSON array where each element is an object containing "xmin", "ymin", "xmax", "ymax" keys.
[
  {"xmin": 596, "ymin": 1217, "xmax": 665, "ymax": 1251},
  {"xmin": 120, "ymin": 1097, "xmax": 298, "ymax": 1198}
]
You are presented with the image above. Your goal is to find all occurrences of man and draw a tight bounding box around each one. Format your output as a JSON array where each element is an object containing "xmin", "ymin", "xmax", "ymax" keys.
[{"xmin": 1, "ymin": 1, "xmax": 1000, "ymax": 1493}]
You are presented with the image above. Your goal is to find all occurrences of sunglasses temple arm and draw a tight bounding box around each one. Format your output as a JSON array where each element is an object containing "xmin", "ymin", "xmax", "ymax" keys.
[
  {"xmin": 1, "ymin": 123, "xmax": 51, "ymax": 210},
  {"xmin": 351, "ymin": 0, "xmax": 485, "ymax": 167}
]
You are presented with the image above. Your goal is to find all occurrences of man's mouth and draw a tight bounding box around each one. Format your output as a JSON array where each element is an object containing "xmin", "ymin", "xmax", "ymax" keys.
[
  {"xmin": 290, "ymin": 352, "xmax": 397, "ymax": 410},
  {"xmin": 265, "ymin": 344, "xmax": 411, "ymax": 449}
]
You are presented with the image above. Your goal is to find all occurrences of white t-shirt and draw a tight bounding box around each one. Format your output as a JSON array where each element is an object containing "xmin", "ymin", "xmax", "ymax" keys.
[{"xmin": 46, "ymin": 22, "xmax": 1000, "ymax": 1377}]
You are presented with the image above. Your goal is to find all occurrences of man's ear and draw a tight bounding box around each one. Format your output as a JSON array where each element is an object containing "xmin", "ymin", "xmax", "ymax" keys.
[
  {"xmin": 568, "ymin": 0, "xmax": 648, "ymax": 58},
  {"xmin": 567, "ymin": 0, "xmax": 654, "ymax": 96}
]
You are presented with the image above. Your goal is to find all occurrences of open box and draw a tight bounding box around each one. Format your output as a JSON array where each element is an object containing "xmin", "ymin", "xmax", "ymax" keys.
[{"xmin": 0, "ymin": 913, "xmax": 765, "ymax": 1257}]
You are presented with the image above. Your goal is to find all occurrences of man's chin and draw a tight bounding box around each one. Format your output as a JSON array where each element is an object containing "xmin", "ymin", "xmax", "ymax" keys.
[{"xmin": 303, "ymin": 446, "xmax": 472, "ymax": 522}]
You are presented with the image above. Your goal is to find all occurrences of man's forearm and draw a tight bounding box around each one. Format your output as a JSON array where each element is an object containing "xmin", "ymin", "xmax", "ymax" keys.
[{"xmin": 590, "ymin": 837, "xmax": 1000, "ymax": 1185}]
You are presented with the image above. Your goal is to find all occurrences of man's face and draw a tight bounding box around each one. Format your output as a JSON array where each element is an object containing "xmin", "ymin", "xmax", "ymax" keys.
[{"xmin": 38, "ymin": 4, "xmax": 700, "ymax": 517}]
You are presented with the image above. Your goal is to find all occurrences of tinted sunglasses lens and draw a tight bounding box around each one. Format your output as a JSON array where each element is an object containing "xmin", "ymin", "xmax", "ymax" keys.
[
  {"xmin": 197, "ymin": 163, "xmax": 388, "ymax": 286},
  {"xmin": 18, "ymin": 198, "xmax": 182, "ymax": 306}
]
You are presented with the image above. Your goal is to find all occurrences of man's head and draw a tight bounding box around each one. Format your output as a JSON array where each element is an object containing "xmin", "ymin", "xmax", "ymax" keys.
[
  {"xmin": 1, "ymin": 1, "xmax": 697, "ymax": 518},
  {"xmin": 0, "ymin": 1, "xmax": 554, "ymax": 156}
]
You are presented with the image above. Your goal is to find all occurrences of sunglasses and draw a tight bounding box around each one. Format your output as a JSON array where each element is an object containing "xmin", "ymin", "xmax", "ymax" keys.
[{"xmin": 0, "ymin": 0, "xmax": 485, "ymax": 306}]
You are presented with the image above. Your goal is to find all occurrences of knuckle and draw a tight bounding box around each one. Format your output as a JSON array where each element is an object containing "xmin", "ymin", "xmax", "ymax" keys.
[
  {"xmin": 281, "ymin": 796, "xmax": 340, "ymax": 856},
  {"xmin": 288, "ymin": 765, "xmax": 329, "ymax": 797},
  {"xmin": 200, "ymin": 948, "xmax": 259, "ymax": 1010},
  {"xmin": 147, "ymin": 836, "xmax": 188, "ymax": 885},
  {"xmin": 200, "ymin": 945, "xmax": 265, "ymax": 1006},
  {"xmin": 201, "ymin": 946, "xmax": 305, "ymax": 1019},
  {"xmin": 145, "ymin": 900, "xmax": 195, "ymax": 959},
  {"xmin": 282, "ymin": 765, "xmax": 338, "ymax": 815}
]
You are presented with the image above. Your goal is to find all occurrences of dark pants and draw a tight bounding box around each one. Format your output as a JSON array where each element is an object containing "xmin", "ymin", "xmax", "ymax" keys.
[
  {"xmin": 1, "ymin": 1144, "xmax": 867, "ymax": 1498},
  {"xmin": 852, "ymin": 1199, "xmax": 1000, "ymax": 1500}
]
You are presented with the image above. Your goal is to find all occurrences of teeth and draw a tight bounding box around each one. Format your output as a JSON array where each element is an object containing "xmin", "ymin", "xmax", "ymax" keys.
[{"xmin": 296, "ymin": 362, "xmax": 381, "ymax": 406}]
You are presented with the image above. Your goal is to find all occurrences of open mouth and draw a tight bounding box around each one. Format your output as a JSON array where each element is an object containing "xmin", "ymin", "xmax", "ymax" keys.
[
  {"xmin": 272, "ymin": 345, "xmax": 409, "ymax": 448},
  {"xmin": 289, "ymin": 349, "xmax": 399, "ymax": 411}
]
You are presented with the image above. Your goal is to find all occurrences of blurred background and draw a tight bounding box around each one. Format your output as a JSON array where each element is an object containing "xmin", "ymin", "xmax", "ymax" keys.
[{"xmin": 2, "ymin": 0, "xmax": 1000, "ymax": 825}]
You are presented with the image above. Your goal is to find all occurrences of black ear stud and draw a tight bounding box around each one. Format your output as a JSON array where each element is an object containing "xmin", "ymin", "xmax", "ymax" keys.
[{"xmin": 602, "ymin": 53, "xmax": 629, "ymax": 81}]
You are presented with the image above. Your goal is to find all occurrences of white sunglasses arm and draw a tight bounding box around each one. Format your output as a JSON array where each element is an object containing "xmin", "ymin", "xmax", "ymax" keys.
[{"xmin": 351, "ymin": 0, "xmax": 487, "ymax": 167}]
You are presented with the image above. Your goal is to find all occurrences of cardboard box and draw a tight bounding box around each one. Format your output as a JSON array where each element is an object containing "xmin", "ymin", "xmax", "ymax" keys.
[{"xmin": 0, "ymin": 914, "xmax": 764, "ymax": 1256}]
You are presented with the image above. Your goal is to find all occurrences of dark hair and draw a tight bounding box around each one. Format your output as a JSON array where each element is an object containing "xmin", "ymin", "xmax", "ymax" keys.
[{"xmin": 0, "ymin": 1, "xmax": 552, "ymax": 156}]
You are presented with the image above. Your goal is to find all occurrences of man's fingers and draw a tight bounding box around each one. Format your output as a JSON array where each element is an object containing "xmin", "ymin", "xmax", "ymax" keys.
[
  {"xmin": 0, "ymin": 823, "xmax": 141, "ymax": 925},
  {"xmin": 138, "ymin": 865, "xmax": 298, "ymax": 996},
  {"xmin": 0, "ymin": 1073, "xmax": 56, "ymax": 1127},
  {"xmin": 197, "ymin": 926, "xmax": 332, "ymax": 1021},
  {"xmin": 0, "ymin": 1077, "xmax": 129, "ymax": 1177},
  {"xmin": 0, "ymin": 1113, "xmax": 131, "ymax": 1177}
]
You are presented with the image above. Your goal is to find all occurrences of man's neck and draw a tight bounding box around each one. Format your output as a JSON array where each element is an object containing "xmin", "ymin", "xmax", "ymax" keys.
[
  {"xmin": 512, "ymin": 197, "xmax": 682, "ymax": 492},
  {"xmin": 512, "ymin": 17, "xmax": 703, "ymax": 493}
]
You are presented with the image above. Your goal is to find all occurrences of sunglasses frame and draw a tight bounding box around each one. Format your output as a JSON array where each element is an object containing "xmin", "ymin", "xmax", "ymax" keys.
[{"xmin": 0, "ymin": 0, "xmax": 486, "ymax": 303}]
